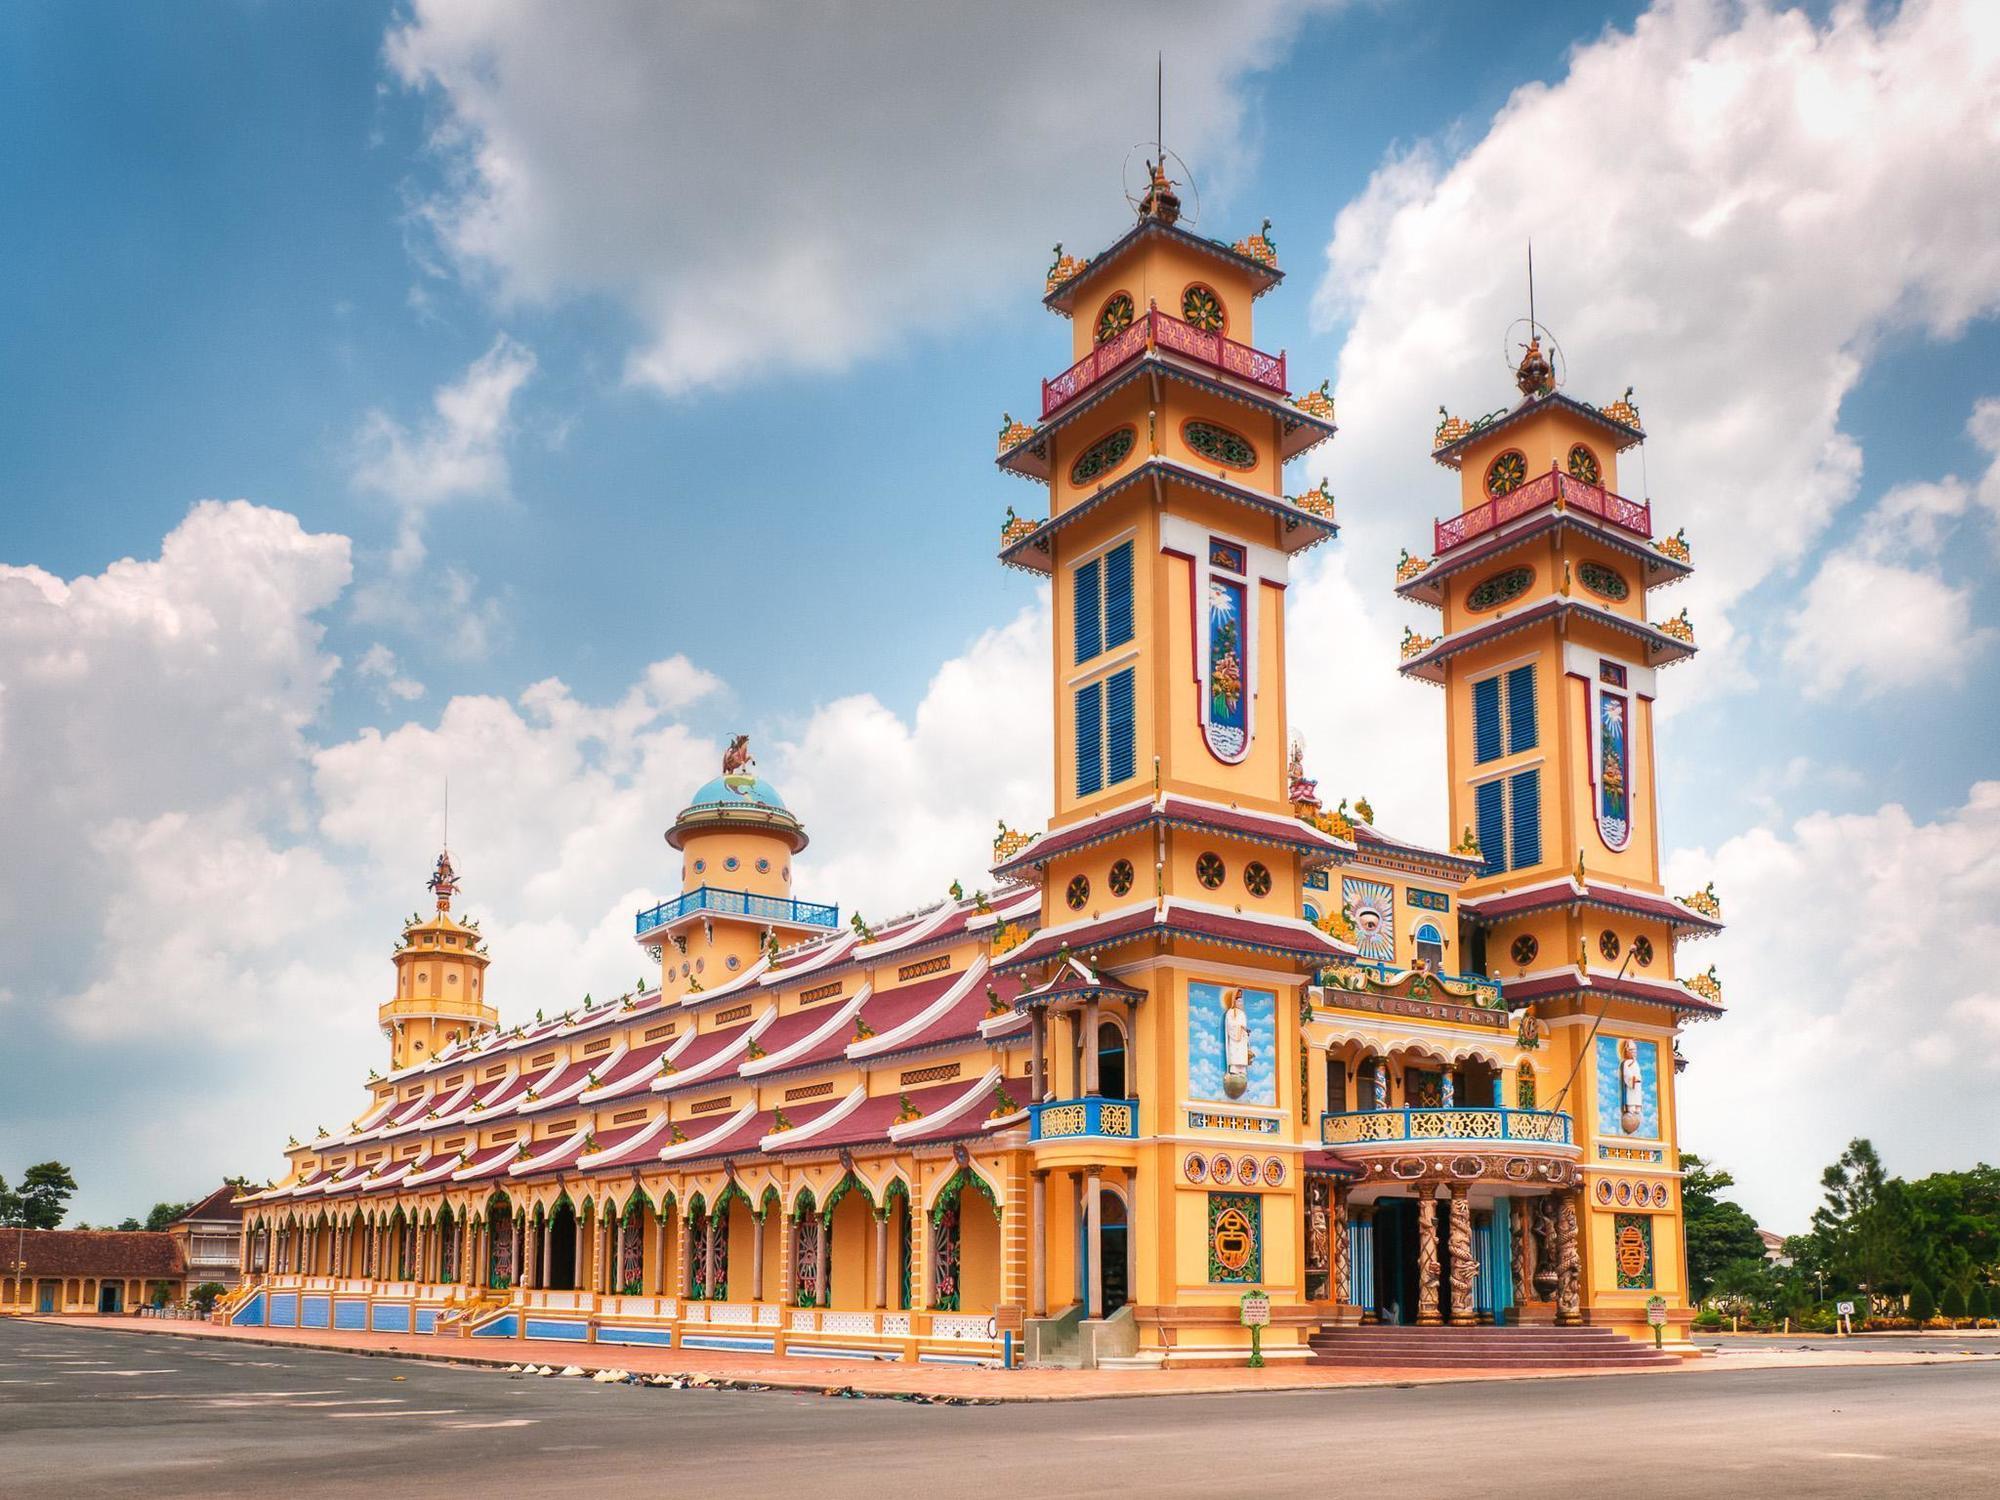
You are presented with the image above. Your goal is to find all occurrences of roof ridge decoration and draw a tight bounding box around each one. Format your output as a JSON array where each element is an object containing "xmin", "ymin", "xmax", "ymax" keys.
[
  {"xmin": 993, "ymin": 819, "xmax": 1033, "ymax": 863},
  {"xmin": 1290, "ymin": 380, "xmax": 1333, "ymax": 422},
  {"xmin": 1679, "ymin": 881, "xmax": 1722, "ymax": 920},
  {"xmin": 1682, "ymin": 965, "xmax": 1723, "ymax": 1005},
  {"xmin": 1654, "ymin": 527, "xmax": 1691, "ymax": 564},
  {"xmin": 1655, "ymin": 607, "xmax": 1695, "ymax": 645},
  {"xmin": 1232, "ymin": 218, "xmax": 1277, "ymax": 269},
  {"xmin": 1045, "ymin": 243, "xmax": 1090, "ymax": 295}
]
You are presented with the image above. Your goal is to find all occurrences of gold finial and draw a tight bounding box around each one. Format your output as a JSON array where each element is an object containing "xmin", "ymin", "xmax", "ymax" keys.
[{"xmin": 1516, "ymin": 334, "xmax": 1553, "ymax": 398}]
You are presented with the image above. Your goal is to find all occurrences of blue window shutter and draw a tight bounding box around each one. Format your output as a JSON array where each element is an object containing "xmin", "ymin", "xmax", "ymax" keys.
[
  {"xmin": 1103, "ymin": 542, "xmax": 1135, "ymax": 649},
  {"xmin": 1075, "ymin": 681, "xmax": 1104, "ymax": 797},
  {"xmin": 1471, "ymin": 677, "xmax": 1502, "ymax": 763},
  {"xmin": 1474, "ymin": 780, "xmax": 1506, "ymax": 878},
  {"xmin": 1506, "ymin": 664, "xmax": 1539, "ymax": 753},
  {"xmin": 1105, "ymin": 667, "xmax": 1137, "ymax": 785},
  {"xmin": 1508, "ymin": 769, "xmax": 1542, "ymax": 871},
  {"xmin": 1073, "ymin": 557, "xmax": 1102, "ymax": 664}
]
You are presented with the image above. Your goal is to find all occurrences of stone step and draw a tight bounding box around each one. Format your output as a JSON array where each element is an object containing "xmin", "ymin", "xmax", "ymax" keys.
[
  {"xmin": 1308, "ymin": 1324, "xmax": 1678, "ymax": 1369},
  {"xmin": 1308, "ymin": 1351, "xmax": 1681, "ymax": 1369}
]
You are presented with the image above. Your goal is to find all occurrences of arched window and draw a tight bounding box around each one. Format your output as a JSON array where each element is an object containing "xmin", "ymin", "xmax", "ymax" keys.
[
  {"xmin": 1414, "ymin": 922, "xmax": 1445, "ymax": 969},
  {"xmin": 1096, "ymin": 1019, "xmax": 1128, "ymax": 1100}
]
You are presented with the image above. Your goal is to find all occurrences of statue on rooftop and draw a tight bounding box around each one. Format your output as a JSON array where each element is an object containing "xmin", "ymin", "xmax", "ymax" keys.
[{"xmin": 722, "ymin": 734, "xmax": 755, "ymax": 777}]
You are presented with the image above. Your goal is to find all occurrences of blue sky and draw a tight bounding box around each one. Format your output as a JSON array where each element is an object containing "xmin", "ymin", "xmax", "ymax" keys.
[{"xmin": 4, "ymin": 0, "xmax": 1998, "ymax": 1228}]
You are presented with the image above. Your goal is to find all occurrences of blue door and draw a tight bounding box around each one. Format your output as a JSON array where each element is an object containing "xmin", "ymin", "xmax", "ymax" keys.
[{"xmin": 38, "ymin": 1282, "xmax": 56, "ymax": 1314}]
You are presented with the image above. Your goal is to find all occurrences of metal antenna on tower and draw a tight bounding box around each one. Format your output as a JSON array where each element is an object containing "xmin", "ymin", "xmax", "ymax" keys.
[
  {"xmin": 1528, "ymin": 241, "xmax": 1536, "ymax": 336},
  {"xmin": 1156, "ymin": 51, "xmax": 1163, "ymax": 161}
]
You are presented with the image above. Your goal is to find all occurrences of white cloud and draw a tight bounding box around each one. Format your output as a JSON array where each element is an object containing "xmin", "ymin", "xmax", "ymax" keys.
[
  {"xmin": 356, "ymin": 642, "xmax": 425, "ymax": 702},
  {"xmin": 1299, "ymin": 0, "xmax": 2000, "ymax": 832},
  {"xmin": 1970, "ymin": 396, "xmax": 2000, "ymax": 527},
  {"xmin": 1668, "ymin": 782, "xmax": 2000, "ymax": 1228},
  {"xmin": 383, "ymin": 1, "xmax": 1331, "ymax": 395}
]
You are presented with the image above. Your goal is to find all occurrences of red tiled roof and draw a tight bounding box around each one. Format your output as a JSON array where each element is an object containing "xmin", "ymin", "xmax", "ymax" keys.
[
  {"xmin": 993, "ymin": 797, "xmax": 1343, "ymax": 877},
  {"xmin": 1503, "ymin": 970, "xmax": 1723, "ymax": 1017},
  {"xmin": 580, "ymin": 1040, "xmax": 677, "ymax": 1101},
  {"xmin": 1462, "ymin": 879, "xmax": 1722, "ymax": 934},
  {"xmin": 174, "ymin": 1184, "xmax": 246, "ymax": 1224},
  {"xmin": 775, "ymin": 1082, "xmax": 969, "ymax": 1153},
  {"xmin": 1348, "ymin": 820, "xmax": 1483, "ymax": 875},
  {"xmin": 1302, "ymin": 1151, "xmax": 1364, "ymax": 1177},
  {"xmin": 10, "ymin": 1230, "xmax": 186, "ymax": 1279},
  {"xmin": 870, "ymin": 973, "xmax": 1023, "ymax": 1058},
  {"xmin": 997, "ymin": 901, "xmax": 1350, "ymax": 972}
]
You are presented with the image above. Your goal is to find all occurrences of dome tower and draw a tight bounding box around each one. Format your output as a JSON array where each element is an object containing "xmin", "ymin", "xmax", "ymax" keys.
[{"xmin": 381, "ymin": 849, "xmax": 498, "ymax": 1071}]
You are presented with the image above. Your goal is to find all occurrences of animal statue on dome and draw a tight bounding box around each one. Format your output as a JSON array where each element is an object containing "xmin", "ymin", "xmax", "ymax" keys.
[{"xmin": 722, "ymin": 734, "xmax": 755, "ymax": 777}]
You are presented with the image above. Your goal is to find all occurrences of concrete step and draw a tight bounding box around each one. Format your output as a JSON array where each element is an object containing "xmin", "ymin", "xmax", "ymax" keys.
[{"xmin": 1308, "ymin": 1324, "xmax": 1679, "ymax": 1369}]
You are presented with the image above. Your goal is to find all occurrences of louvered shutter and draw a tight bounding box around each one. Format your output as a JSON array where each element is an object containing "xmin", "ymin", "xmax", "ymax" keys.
[
  {"xmin": 1073, "ymin": 556, "xmax": 1102, "ymax": 664},
  {"xmin": 1506, "ymin": 664, "xmax": 1539, "ymax": 753},
  {"xmin": 1103, "ymin": 541, "xmax": 1135, "ymax": 650},
  {"xmin": 1472, "ymin": 676, "xmax": 1502, "ymax": 763},
  {"xmin": 1475, "ymin": 779, "xmax": 1506, "ymax": 878},
  {"xmin": 1508, "ymin": 768, "xmax": 1542, "ymax": 871},
  {"xmin": 1105, "ymin": 667, "xmax": 1137, "ymax": 785},
  {"xmin": 1075, "ymin": 681, "xmax": 1104, "ymax": 796}
]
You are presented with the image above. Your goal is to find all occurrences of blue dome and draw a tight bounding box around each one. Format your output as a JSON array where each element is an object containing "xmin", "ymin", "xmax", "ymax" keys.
[{"xmin": 685, "ymin": 773, "xmax": 789, "ymax": 812}]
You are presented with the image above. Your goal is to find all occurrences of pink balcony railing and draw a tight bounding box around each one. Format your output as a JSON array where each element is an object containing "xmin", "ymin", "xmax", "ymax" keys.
[
  {"xmin": 1434, "ymin": 471, "xmax": 1652, "ymax": 555},
  {"xmin": 1040, "ymin": 309, "xmax": 1287, "ymax": 420}
]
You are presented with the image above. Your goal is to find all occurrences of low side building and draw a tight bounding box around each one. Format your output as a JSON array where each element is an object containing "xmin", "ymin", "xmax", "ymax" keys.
[
  {"xmin": 170, "ymin": 1185, "xmax": 248, "ymax": 1290},
  {"xmin": 1, "ymin": 1230, "xmax": 186, "ymax": 1315}
]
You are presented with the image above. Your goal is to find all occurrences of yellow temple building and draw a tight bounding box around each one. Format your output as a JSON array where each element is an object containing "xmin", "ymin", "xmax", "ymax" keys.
[{"xmin": 226, "ymin": 163, "xmax": 1724, "ymax": 1370}]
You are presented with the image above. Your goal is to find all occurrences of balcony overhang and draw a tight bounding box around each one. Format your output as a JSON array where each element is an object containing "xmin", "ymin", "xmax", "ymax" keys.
[{"xmin": 634, "ymin": 886, "xmax": 840, "ymax": 942}]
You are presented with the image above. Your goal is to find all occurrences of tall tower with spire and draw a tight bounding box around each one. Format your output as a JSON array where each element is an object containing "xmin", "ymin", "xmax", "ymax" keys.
[
  {"xmin": 1398, "ymin": 329, "xmax": 1721, "ymax": 1331},
  {"xmin": 381, "ymin": 849, "xmax": 498, "ymax": 1071},
  {"xmin": 993, "ymin": 155, "xmax": 1348, "ymax": 1360}
]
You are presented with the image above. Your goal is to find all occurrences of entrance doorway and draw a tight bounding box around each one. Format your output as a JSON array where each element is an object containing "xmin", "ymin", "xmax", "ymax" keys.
[
  {"xmin": 98, "ymin": 1282, "xmax": 123, "ymax": 1314},
  {"xmin": 1370, "ymin": 1196, "xmax": 1462, "ymax": 1325},
  {"xmin": 1098, "ymin": 1192, "xmax": 1129, "ymax": 1314},
  {"xmin": 548, "ymin": 1202, "xmax": 578, "ymax": 1290},
  {"xmin": 38, "ymin": 1281, "xmax": 56, "ymax": 1314}
]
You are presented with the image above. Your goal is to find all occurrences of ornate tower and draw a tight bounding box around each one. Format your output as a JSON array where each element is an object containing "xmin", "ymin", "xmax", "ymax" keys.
[
  {"xmin": 641, "ymin": 740, "xmax": 836, "ymax": 999},
  {"xmin": 382, "ymin": 850, "xmax": 498, "ymax": 1071},
  {"xmin": 994, "ymin": 164, "xmax": 1348, "ymax": 1362},
  {"xmin": 1398, "ymin": 341, "xmax": 1722, "ymax": 1336}
]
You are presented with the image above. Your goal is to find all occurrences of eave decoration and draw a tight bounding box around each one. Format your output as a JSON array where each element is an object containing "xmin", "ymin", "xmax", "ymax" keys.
[
  {"xmin": 1600, "ymin": 387, "xmax": 1643, "ymax": 430},
  {"xmin": 997, "ymin": 413, "xmax": 1036, "ymax": 453},
  {"xmin": 1396, "ymin": 548, "xmax": 1429, "ymax": 584},
  {"xmin": 1291, "ymin": 380, "xmax": 1334, "ymax": 422},
  {"xmin": 1232, "ymin": 219, "xmax": 1278, "ymax": 269},
  {"xmin": 1680, "ymin": 881, "xmax": 1722, "ymax": 920},
  {"xmin": 1400, "ymin": 626, "xmax": 1438, "ymax": 661},
  {"xmin": 1653, "ymin": 528, "xmax": 1691, "ymax": 564},
  {"xmin": 1045, "ymin": 244, "xmax": 1089, "ymax": 295},
  {"xmin": 1655, "ymin": 608, "xmax": 1695, "ymax": 645},
  {"xmin": 1000, "ymin": 506, "xmax": 1040, "ymax": 545},
  {"xmin": 1682, "ymin": 965, "xmax": 1722, "ymax": 1005},
  {"xmin": 1288, "ymin": 478, "xmax": 1335, "ymax": 521},
  {"xmin": 993, "ymin": 820, "xmax": 1033, "ymax": 863}
]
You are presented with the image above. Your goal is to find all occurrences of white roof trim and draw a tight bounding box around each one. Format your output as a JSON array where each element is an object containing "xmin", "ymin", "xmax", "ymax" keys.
[
  {"xmin": 740, "ymin": 987, "xmax": 870, "ymax": 1076},
  {"xmin": 847, "ymin": 956, "xmax": 988, "ymax": 1059},
  {"xmin": 649, "ymin": 1005, "xmax": 776, "ymax": 1093},
  {"xmin": 577, "ymin": 1113, "xmax": 674, "ymax": 1171},
  {"xmin": 759, "ymin": 1084, "xmax": 868, "ymax": 1151},
  {"xmin": 657, "ymin": 1101, "xmax": 756, "ymax": 1162},
  {"xmin": 887, "ymin": 1066, "xmax": 1003, "ymax": 1143}
]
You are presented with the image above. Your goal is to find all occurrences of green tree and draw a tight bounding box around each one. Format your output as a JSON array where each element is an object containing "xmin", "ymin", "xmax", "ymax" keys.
[
  {"xmin": 1907, "ymin": 1279, "xmax": 1936, "ymax": 1323},
  {"xmin": 0, "ymin": 1175, "xmax": 19, "ymax": 1227},
  {"xmin": 1681, "ymin": 1153, "xmax": 1769, "ymax": 1301},
  {"xmin": 143, "ymin": 1202, "xmax": 192, "ymax": 1232},
  {"xmin": 1811, "ymin": 1139, "xmax": 1896, "ymax": 1301},
  {"xmin": 17, "ymin": 1162, "xmax": 78, "ymax": 1231},
  {"xmin": 116, "ymin": 1217, "xmax": 143, "ymax": 1232},
  {"xmin": 1941, "ymin": 1283, "xmax": 1968, "ymax": 1323},
  {"xmin": 1709, "ymin": 1257, "xmax": 1777, "ymax": 1319}
]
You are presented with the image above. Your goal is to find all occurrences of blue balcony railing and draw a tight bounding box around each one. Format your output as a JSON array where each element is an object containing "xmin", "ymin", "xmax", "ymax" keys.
[
  {"xmin": 1029, "ymin": 1096, "xmax": 1140, "ymax": 1143},
  {"xmin": 1320, "ymin": 1107, "xmax": 1574, "ymax": 1150},
  {"xmin": 634, "ymin": 886, "xmax": 840, "ymax": 937}
]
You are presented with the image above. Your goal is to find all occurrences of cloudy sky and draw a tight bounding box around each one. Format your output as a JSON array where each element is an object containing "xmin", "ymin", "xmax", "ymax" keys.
[{"xmin": 4, "ymin": 0, "xmax": 1997, "ymax": 1229}]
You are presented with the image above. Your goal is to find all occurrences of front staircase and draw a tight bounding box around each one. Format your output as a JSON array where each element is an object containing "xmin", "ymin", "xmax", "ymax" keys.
[{"xmin": 1308, "ymin": 1323, "xmax": 1680, "ymax": 1370}]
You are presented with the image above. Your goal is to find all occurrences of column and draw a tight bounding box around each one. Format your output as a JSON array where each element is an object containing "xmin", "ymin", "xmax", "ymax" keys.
[
  {"xmin": 1031, "ymin": 1010, "xmax": 1047, "ymax": 1104},
  {"xmin": 1123, "ymin": 1169, "xmax": 1137, "ymax": 1306},
  {"xmin": 1084, "ymin": 1167, "xmax": 1103, "ymax": 1320},
  {"xmin": 656, "ymin": 1212, "xmax": 670, "ymax": 1296},
  {"xmin": 752, "ymin": 1211, "xmax": 767, "ymax": 1303},
  {"xmin": 1071, "ymin": 1175, "xmax": 1085, "ymax": 1305},
  {"xmin": 680, "ymin": 1213, "xmax": 696, "ymax": 1298},
  {"xmin": 1555, "ymin": 1192, "xmax": 1582, "ymax": 1325},
  {"xmin": 1415, "ymin": 1191, "xmax": 1442, "ymax": 1325},
  {"xmin": 1352, "ymin": 1204, "xmax": 1377, "ymax": 1321},
  {"xmin": 873, "ymin": 1211, "xmax": 889, "ymax": 1310},
  {"xmin": 778, "ymin": 1211, "xmax": 795, "ymax": 1306},
  {"xmin": 702, "ymin": 1212, "xmax": 718, "ymax": 1299},
  {"xmin": 814, "ymin": 1211, "xmax": 831, "ymax": 1308},
  {"xmin": 573, "ymin": 1213, "xmax": 585, "ymax": 1292},
  {"xmin": 1447, "ymin": 1185, "xmax": 1477, "ymax": 1327},
  {"xmin": 1029, "ymin": 1171, "xmax": 1048, "ymax": 1318},
  {"xmin": 1474, "ymin": 1209, "xmax": 1496, "ymax": 1324},
  {"xmin": 1083, "ymin": 999, "xmax": 1101, "ymax": 1095},
  {"xmin": 1331, "ymin": 1185, "xmax": 1351, "ymax": 1311}
]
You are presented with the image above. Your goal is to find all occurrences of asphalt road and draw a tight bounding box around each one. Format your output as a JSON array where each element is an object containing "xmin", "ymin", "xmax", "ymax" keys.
[{"xmin": 4, "ymin": 1320, "xmax": 1997, "ymax": 1499}]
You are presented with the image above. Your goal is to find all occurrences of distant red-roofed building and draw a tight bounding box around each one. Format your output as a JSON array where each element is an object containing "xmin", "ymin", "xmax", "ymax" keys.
[{"xmin": 1, "ymin": 1229, "xmax": 186, "ymax": 1315}]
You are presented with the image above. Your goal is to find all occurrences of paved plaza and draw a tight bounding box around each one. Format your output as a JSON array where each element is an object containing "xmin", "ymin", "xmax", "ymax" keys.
[{"xmin": 5, "ymin": 1318, "xmax": 1999, "ymax": 1498}]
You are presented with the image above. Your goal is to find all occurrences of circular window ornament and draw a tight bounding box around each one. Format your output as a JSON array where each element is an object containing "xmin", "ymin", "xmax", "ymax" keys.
[
  {"xmin": 1065, "ymin": 874, "xmax": 1090, "ymax": 911},
  {"xmin": 726, "ymin": 956, "xmax": 740, "ymax": 971},
  {"xmin": 1069, "ymin": 425, "xmax": 1135, "ymax": 487},
  {"xmin": 1599, "ymin": 929, "xmax": 1621, "ymax": 961},
  {"xmin": 724, "ymin": 856, "xmax": 740, "ymax": 871},
  {"xmin": 1485, "ymin": 449, "xmax": 1528, "ymax": 497},
  {"xmin": 1243, "ymin": 861, "xmax": 1272, "ymax": 898},
  {"xmin": 1210, "ymin": 1154, "xmax": 1235, "ymax": 1185},
  {"xmin": 1632, "ymin": 935, "xmax": 1655, "ymax": 968},
  {"xmin": 756, "ymin": 857, "xmax": 770, "ymax": 873},
  {"xmin": 1467, "ymin": 566, "xmax": 1533, "ymax": 612},
  {"xmin": 1510, "ymin": 934, "xmax": 1539, "ymax": 967},
  {"xmin": 1578, "ymin": 560, "xmax": 1630, "ymax": 602},
  {"xmin": 1108, "ymin": 858, "xmax": 1135, "ymax": 898},
  {"xmin": 693, "ymin": 858, "xmax": 707, "ymax": 874},
  {"xmin": 1181, "ymin": 283, "xmax": 1224, "ymax": 333},
  {"xmin": 695, "ymin": 958, "xmax": 705, "ymax": 974},
  {"xmin": 1566, "ymin": 444, "xmax": 1601, "ymax": 485},
  {"xmin": 1182, "ymin": 419, "xmax": 1258, "ymax": 471},
  {"xmin": 782, "ymin": 866, "xmax": 791, "ymax": 880},
  {"xmin": 1095, "ymin": 292, "xmax": 1135, "ymax": 344},
  {"xmin": 1195, "ymin": 852, "xmax": 1226, "ymax": 889}
]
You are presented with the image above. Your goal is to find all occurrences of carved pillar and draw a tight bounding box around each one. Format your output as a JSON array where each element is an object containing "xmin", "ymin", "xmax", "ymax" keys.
[
  {"xmin": 815, "ymin": 1211, "xmax": 831, "ymax": 1308},
  {"xmin": 1447, "ymin": 1185, "xmax": 1477, "ymax": 1326},
  {"xmin": 1031, "ymin": 1010, "xmax": 1047, "ymax": 1104},
  {"xmin": 1510, "ymin": 1201, "xmax": 1531, "ymax": 1317},
  {"xmin": 1331, "ymin": 1184, "xmax": 1351, "ymax": 1310},
  {"xmin": 1556, "ymin": 1192, "xmax": 1583, "ymax": 1325},
  {"xmin": 1415, "ymin": 1190, "xmax": 1442, "ymax": 1325},
  {"xmin": 873, "ymin": 1210, "xmax": 889, "ymax": 1309},
  {"xmin": 1533, "ymin": 1197, "xmax": 1559, "ymax": 1303},
  {"xmin": 1029, "ymin": 1171, "xmax": 1048, "ymax": 1318}
]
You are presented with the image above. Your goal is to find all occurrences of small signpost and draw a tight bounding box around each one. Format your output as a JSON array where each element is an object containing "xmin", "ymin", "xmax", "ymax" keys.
[
  {"xmin": 1836, "ymin": 1299, "xmax": 1856, "ymax": 1337},
  {"xmin": 1646, "ymin": 1295, "xmax": 1668, "ymax": 1349},
  {"xmin": 1240, "ymin": 1290, "xmax": 1271, "ymax": 1368}
]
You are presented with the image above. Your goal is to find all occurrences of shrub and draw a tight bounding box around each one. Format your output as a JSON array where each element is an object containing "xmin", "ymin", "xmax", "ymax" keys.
[
  {"xmin": 191, "ymin": 1282, "xmax": 227, "ymax": 1313},
  {"xmin": 1940, "ymin": 1284, "xmax": 1968, "ymax": 1323},
  {"xmin": 1968, "ymin": 1284, "xmax": 1992, "ymax": 1324},
  {"xmin": 1691, "ymin": 1308, "xmax": 1725, "ymax": 1331},
  {"xmin": 1907, "ymin": 1281, "xmax": 1937, "ymax": 1323}
]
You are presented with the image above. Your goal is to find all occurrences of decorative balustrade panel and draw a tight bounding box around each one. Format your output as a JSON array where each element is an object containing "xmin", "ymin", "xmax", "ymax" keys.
[
  {"xmin": 1030, "ymin": 1096, "xmax": 1141, "ymax": 1142},
  {"xmin": 821, "ymin": 1311, "xmax": 876, "ymax": 1336},
  {"xmin": 790, "ymin": 1309, "xmax": 817, "ymax": 1331},
  {"xmin": 1434, "ymin": 472, "xmax": 1651, "ymax": 556},
  {"xmin": 881, "ymin": 1313, "xmax": 912, "ymax": 1337},
  {"xmin": 1040, "ymin": 312, "xmax": 1286, "ymax": 420},
  {"xmin": 1321, "ymin": 1107, "xmax": 1574, "ymax": 1148},
  {"xmin": 930, "ymin": 1313, "xmax": 993, "ymax": 1340},
  {"xmin": 709, "ymin": 1302, "xmax": 753, "ymax": 1325},
  {"xmin": 756, "ymin": 1304, "xmax": 781, "ymax": 1327}
]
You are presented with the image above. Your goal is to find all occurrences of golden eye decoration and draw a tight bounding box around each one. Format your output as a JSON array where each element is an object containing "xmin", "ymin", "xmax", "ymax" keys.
[
  {"xmin": 1567, "ymin": 445, "xmax": 1601, "ymax": 485},
  {"xmin": 1181, "ymin": 284, "xmax": 1224, "ymax": 333},
  {"xmin": 1095, "ymin": 293, "xmax": 1135, "ymax": 344},
  {"xmin": 1486, "ymin": 450, "xmax": 1528, "ymax": 497}
]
